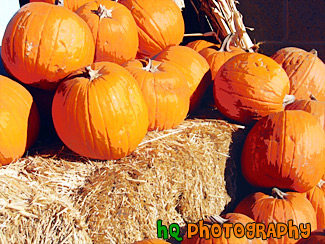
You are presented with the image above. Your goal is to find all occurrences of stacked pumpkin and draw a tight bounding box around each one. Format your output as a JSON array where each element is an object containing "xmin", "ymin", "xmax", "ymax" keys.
[{"xmin": 0, "ymin": 0, "xmax": 212, "ymax": 163}]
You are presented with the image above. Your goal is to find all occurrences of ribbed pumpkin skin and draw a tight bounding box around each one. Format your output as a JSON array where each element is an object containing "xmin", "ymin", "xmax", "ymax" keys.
[
  {"xmin": 181, "ymin": 213, "xmax": 266, "ymax": 244},
  {"xmin": 122, "ymin": 59, "xmax": 190, "ymax": 131},
  {"xmin": 154, "ymin": 46, "xmax": 211, "ymax": 112},
  {"xmin": 132, "ymin": 239, "xmax": 170, "ymax": 244},
  {"xmin": 241, "ymin": 110, "xmax": 325, "ymax": 193},
  {"xmin": 1, "ymin": 3, "xmax": 95, "ymax": 90},
  {"xmin": 52, "ymin": 62, "xmax": 149, "ymax": 160},
  {"xmin": 0, "ymin": 75, "xmax": 40, "ymax": 166},
  {"xmin": 75, "ymin": 0, "xmax": 138, "ymax": 64},
  {"xmin": 271, "ymin": 47, "xmax": 325, "ymax": 101},
  {"xmin": 234, "ymin": 190, "xmax": 317, "ymax": 244},
  {"xmin": 295, "ymin": 229, "xmax": 325, "ymax": 244},
  {"xmin": 285, "ymin": 99, "xmax": 325, "ymax": 130},
  {"xmin": 30, "ymin": 0, "xmax": 93, "ymax": 12},
  {"xmin": 119, "ymin": 0, "xmax": 184, "ymax": 58},
  {"xmin": 213, "ymin": 53, "xmax": 290, "ymax": 125},
  {"xmin": 185, "ymin": 40, "xmax": 217, "ymax": 52},
  {"xmin": 305, "ymin": 181, "xmax": 325, "ymax": 229},
  {"xmin": 199, "ymin": 46, "xmax": 245, "ymax": 80}
]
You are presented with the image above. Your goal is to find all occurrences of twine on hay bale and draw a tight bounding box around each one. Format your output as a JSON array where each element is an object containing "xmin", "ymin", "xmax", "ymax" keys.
[{"xmin": 0, "ymin": 118, "xmax": 245, "ymax": 244}]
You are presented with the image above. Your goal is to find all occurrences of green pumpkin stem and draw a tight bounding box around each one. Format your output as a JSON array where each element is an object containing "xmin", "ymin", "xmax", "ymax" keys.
[{"xmin": 272, "ymin": 188, "xmax": 288, "ymax": 199}]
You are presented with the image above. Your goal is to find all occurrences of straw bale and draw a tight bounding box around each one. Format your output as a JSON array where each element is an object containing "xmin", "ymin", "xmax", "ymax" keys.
[{"xmin": 79, "ymin": 119, "xmax": 241, "ymax": 243}]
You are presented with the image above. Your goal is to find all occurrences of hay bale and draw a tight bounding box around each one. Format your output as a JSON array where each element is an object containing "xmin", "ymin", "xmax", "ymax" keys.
[
  {"xmin": 79, "ymin": 119, "xmax": 242, "ymax": 243},
  {"xmin": 0, "ymin": 118, "xmax": 245, "ymax": 244}
]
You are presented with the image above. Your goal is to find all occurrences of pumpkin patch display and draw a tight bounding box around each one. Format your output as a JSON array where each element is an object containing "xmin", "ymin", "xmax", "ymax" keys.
[
  {"xmin": 271, "ymin": 47, "xmax": 325, "ymax": 101},
  {"xmin": 29, "ymin": 0, "xmax": 94, "ymax": 11},
  {"xmin": 241, "ymin": 110, "xmax": 325, "ymax": 193},
  {"xmin": 1, "ymin": 2, "xmax": 95, "ymax": 90},
  {"xmin": 234, "ymin": 188, "xmax": 317, "ymax": 244},
  {"xmin": 154, "ymin": 45, "xmax": 211, "ymax": 112},
  {"xmin": 122, "ymin": 58, "xmax": 191, "ymax": 131},
  {"xmin": 75, "ymin": 0, "xmax": 138, "ymax": 64},
  {"xmin": 213, "ymin": 52, "xmax": 292, "ymax": 125},
  {"xmin": 52, "ymin": 62, "xmax": 149, "ymax": 160},
  {"xmin": 0, "ymin": 75, "xmax": 40, "ymax": 166},
  {"xmin": 119, "ymin": 0, "xmax": 185, "ymax": 58}
]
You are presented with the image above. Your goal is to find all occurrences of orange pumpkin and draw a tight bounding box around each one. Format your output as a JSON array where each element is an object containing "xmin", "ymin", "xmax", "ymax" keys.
[
  {"xmin": 1, "ymin": 2, "xmax": 95, "ymax": 90},
  {"xmin": 52, "ymin": 62, "xmax": 148, "ymax": 160},
  {"xmin": 234, "ymin": 188, "xmax": 317, "ymax": 244},
  {"xmin": 122, "ymin": 59, "xmax": 190, "ymax": 131},
  {"xmin": 213, "ymin": 52, "xmax": 292, "ymax": 124},
  {"xmin": 305, "ymin": 179, "xmax": 325, "ymax": 229},
  {"xmin": 285, "ymin": 97, "xmax": 325, "ymax": 130},
  {"xmin": 29, "ymin": 0, "xmax": 93, "ymax": 12},
  {"xmin": 241, "ymin": 110, "xmax": 325, "ymax": 193},
  {"xmin": 185, "ymin": 40, "xmax": 217, "ymax": 52},
  {"xmin": 76, "ymin": 0, "xmax": 138, "ymax": 64},
  {"xmin": 295, "ymin": 229, "xmax": 325, "ymax": 244},
  {"xmin": 154, "ymin": 45, "xmax": 211, "ymax": 112},
  {"xmin": 119, "ymin": 0, "xmax": 184, "ymax": 58},
  {"xmin": 132, "ymin": 239, "xmax": 170, "ymax": 244},
  {"xmin": 271, "ymin": 47, "xmax": 325, "ymax": 101},
  {"xmin": 181, "ymin": 213, "xmax": 266, "ymax": 244},
  {"xmin": 0, "ymin": 75, "xmax": 40, "ymax": 166}
]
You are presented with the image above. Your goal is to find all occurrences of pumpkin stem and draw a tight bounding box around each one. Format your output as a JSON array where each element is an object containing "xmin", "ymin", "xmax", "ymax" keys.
[
  {"xmin": 143, "ymin": 59, "xmax": 160, "ymax": 73},
  {"xmin": 272, "ymin": 188, "xmax": 288, "ymax": 199},
  {"xmin": 55, "ymin": 0, "xmax": 64, "ymax": 6},
  {"xmin": 86, "ymin": 66, "xmax": 101, "ymax": 81},
  {"xmin": 310, "ymin": 94, "xmax": 318, "ymax": 101},
  {"xmin": 310, "ymin": 49, "xmax": 318, "ymax": 57},
  {"xmin": 282, "ymin": 94, "xmax": 296, "ymax": 107},
  {"xmin": 208, "ymin": 215, "xmax": 229, "ymax": 224},
  {"xmin": 317, "ymin": 179, "xmax": 325, "ymax": 188},
  {"xmin": 94, "ymin": 4, "xmax": 113, "ymax": 20},
  {"xmin": 219, "ymin": 33, "xmax": 234, "ymax": 52}
]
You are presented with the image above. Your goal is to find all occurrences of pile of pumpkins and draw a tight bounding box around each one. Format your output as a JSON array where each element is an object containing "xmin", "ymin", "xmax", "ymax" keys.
[{"xmin": 1, "ymin": 0, "xmax": 325, "ymax": 243}]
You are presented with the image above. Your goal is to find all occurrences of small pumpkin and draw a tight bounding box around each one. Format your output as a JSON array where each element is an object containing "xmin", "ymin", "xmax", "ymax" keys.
[
  {"xmin": 119, "ymin": 0, "xmax": 185, "ymax": 58},
  {"xmin": 76, "ymin": 0, "xmax": 138, "ymax": 64},
  {"xmin": 181, "ymin": 213, "xmax": 266, "ymax": 244},
  {"xmin": 0, "ymin": 75, "xmax": 40, "ymax": 166},
  {"xmin": 295, "ymin": 229, "xmax": 325, "ymax": 244},
  {"xmin": 213, "ymin": 52, "xmax": 292, "ymax": 125},
  {"xmin": 132, "ymin": 239, "xmax": 170, "ymax": 244},
  {"xmin": 241, "ymin": 110, "xmax": 325, "ymax": 193},
  {"xmin": 234, "ymin": 188, "xmax": 317, "ymax": 244},
  {"xmin": 122, "ymin": 58, "xmax": 190, "ymax": 131},
  {"xmin": 1, "ymin": 2, "xmax": 95, "ymax": 90},
  {"xmin": 305, "ymin": 179, "xmax": 325, "ymax": 229},
  {"xmin": 52, "ymin": 62, "xmax": 149, "ymax": 160},
  {"xmin": 29, "ymin": 0, "xmax": 93, "ymax": 12},
  {"xmin": 185, "ymin": 39, "xmax": 217, "ymax": 52},
  {"xmin": 154, "ymin": 45, "xmax": 211, "ymax": 112},
  {"xmin": 271, "ymin": 47, "xmax": 325, "ymax": 101},
  {"xmin": 285, "ymin": 96, "xmax": 325, "ymax": 130}
]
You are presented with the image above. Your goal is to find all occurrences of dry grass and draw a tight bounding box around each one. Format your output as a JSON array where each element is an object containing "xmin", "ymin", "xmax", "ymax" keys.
[{"xmin": 0, "ymin": 118, "xmax": 246, "ymax": 244}]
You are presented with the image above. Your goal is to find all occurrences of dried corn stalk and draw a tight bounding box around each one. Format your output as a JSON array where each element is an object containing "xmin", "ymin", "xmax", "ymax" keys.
[{"xmin": 189, "ymin": 0, "xmax": 255, "ymax": 51}]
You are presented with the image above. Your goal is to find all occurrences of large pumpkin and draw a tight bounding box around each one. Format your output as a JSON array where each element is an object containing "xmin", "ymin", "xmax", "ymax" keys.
[
  {"xmin": 119, "ymin": 0, "xmax": 184, "ymax": 58},
  {"xmin": 185, "ymin": 40, "xmax": 217, "ymax": 52},
  {"xmin": 181, "ymin": 213, "xmax": 266, "ymax": 244},
  {"xmin": 234, "ymin": 188, "xmax": 317, "ymax": 244},
  {"xmin": 122, "ymin": 58, "xmax": 190, "ymax": 131},
  {"xmin": 305, "ymin": 179, "xmax": 325, "ymax": 229},
  {"xmin": 271, "ymin": 47, "xmax": 325, "ymax": 101},
  {"xmin": 285, "ymin": 97, "xmax": 325, "ymax": 130},
  {"xmin": 0, "ymin": 75, "xmax": 40, "ymax": 166},
  {"xmin": 52, "ymin": 62, "xmax": 148, "ymax": 160},
  {"xmin": 29, "ymin": 0, "xmax": 93, "ymax": 12},
  {"xmin": 154, "ymin": 45, "xmax": 211, "ymax": 112},
  {"xmin": 1, "ymin": 2, "xmax": 95, "ymax": 90},
  {"xmin": 213, "ymin": 52, "xmax": 292, "ymax": 125},
  {"xmin": 295, "ymin": 229, "xmax": 325, "ymax": 244},
  {"xmin": 241, "ymin": 110, "xmax": 325, "ymax": 193},
  {"xmin": 75, "ymin": 0, "xmax": 138, "ymax": 64}
]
